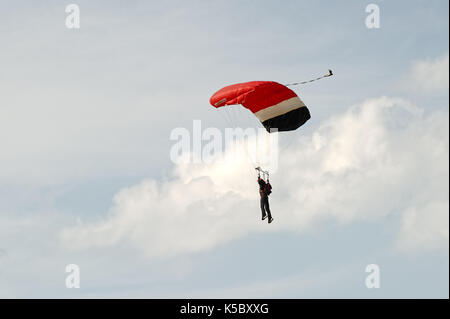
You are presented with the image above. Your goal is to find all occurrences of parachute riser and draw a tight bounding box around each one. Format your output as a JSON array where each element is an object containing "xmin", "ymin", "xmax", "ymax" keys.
[{"xmin": 255, "ymin": 167, "xmax": 269, "ymax": 180}]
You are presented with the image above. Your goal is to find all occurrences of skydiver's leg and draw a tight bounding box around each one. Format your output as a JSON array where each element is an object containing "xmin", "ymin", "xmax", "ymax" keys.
[
  {"xmin": 260, "ymin": 197, "xmax": 267, "ymax": 219},
  {"xmin": 264, "ymin": 197, "xmax": 272, "ymax": 219}
]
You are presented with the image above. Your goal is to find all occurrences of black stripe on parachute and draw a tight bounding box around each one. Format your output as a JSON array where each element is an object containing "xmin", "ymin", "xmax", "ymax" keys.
[{"xmin": 261, "ymin": 107, "xmax": 311, "ymax": 133}]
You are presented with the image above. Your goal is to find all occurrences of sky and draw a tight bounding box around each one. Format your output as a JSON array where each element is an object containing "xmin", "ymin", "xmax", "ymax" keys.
[{"xmin": 0, "ymin": 0, "xmax": 448, "ymax": 298}]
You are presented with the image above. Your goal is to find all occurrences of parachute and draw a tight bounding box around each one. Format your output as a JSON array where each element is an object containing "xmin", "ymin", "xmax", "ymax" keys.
[
  {"xmin": 209, "ymin": 70, "xmax": 333, "ymax": 133},
  {"xmin": 210, "ymin": 81, "xmax": 310, "ymax": 133}
]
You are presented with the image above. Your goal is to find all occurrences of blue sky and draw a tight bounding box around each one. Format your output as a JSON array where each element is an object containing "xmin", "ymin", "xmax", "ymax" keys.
[{"xmin": 0, "ymin": 0, "xmax": 448, "ymax": 298}]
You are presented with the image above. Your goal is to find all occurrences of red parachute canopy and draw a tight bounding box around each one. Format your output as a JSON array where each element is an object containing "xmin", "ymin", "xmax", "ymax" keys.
[{"xmin": 210, "ymin": 81, "xmax": 310, "ymax": 133}]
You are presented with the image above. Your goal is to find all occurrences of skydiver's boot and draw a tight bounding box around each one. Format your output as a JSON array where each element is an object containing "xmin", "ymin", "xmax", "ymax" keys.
[
  {"xmin": 262, "ymin": 215, "xmax": 267, "ymax": 221},
  {"xmin": 268, "ymin": 217, "xmax": 274, "ymax": 224}
]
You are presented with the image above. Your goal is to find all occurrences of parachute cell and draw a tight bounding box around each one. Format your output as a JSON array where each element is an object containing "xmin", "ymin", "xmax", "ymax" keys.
[{"xmin": 210, "ymin": 81, "xmax": 310, "ymax": 132}]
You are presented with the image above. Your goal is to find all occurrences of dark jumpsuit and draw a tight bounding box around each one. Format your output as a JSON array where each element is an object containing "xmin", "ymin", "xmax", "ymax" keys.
[{"xmin": 258, "ymin": 179, "xmax": 272, "ymax": 219}]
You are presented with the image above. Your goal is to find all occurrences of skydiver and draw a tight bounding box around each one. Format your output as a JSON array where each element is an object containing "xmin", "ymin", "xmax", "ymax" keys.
[{"xmin": 258, "ymin": 175, "xmax": 273, "ymax": 224}]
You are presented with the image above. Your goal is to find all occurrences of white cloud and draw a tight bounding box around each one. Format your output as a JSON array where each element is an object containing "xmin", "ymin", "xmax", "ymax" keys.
[
  {"xmin": 397, "ymin": 201, "xmax": 449, "ymax": 253},
  {"xmin": 184, "ymin": 265, "xmax": 354, "ymax": 298},
  {"xmin": 405, "ymin": 54, "xmax": 449, "ymax": 93},
  {"xmin": 60, "ymin": 96, "xmax": 449, "ymax": 257}
]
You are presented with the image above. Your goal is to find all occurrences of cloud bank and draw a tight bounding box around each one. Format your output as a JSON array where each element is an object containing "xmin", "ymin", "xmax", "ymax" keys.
[
  {"xmin": 405, "ymin": 54, "xmax": 449, "ymax": 93},
  {"xmin": 60, "ymin": 96, "xmax": 449, "ymax": 257}
]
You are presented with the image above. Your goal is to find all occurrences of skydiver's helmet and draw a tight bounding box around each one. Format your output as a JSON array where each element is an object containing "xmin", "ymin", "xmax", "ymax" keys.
[{"xmin": 258, "ymin": 178, "xmax": 266, "ymax": 190}]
